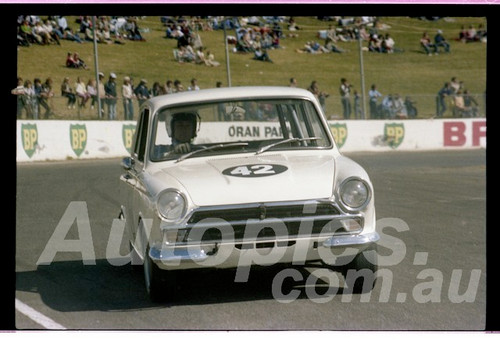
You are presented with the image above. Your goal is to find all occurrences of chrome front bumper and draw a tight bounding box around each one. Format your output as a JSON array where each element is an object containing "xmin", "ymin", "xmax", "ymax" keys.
[{"xmin": 149, "ymin": 230, "xmax": 380, "ymax": 270}]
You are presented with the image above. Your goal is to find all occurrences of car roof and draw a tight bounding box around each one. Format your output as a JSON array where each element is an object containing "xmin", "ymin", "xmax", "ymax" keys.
[{"xmin": 146, "ymin": 86, "xmax": 317, "ymax": 109}]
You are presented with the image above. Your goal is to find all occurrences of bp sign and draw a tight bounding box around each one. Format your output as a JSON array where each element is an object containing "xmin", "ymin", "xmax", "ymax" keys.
[
  {"xmin": 21, "ymin": 123, "xmax": 38, "ymax": 158},
  {"xmin": 384, "ymin": 123, "xmax": 405, "ymax": 149},
  {"xmin": 70, "ymin": 124, "xmax": 87, "ymax": 157}
]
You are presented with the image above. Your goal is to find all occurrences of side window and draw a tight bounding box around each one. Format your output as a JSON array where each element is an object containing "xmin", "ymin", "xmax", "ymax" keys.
[{"xmin": 133, "ymin": 108, "xmax": 150, "ymax": 162}]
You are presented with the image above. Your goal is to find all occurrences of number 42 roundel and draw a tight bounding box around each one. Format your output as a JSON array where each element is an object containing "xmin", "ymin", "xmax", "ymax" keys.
[{"xmin": 222, "ymin": 164, "xmax": 288, "ymax": 177}]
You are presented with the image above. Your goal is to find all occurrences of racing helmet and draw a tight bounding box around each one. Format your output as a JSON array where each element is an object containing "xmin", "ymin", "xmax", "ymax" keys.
[{"xmin": 164, "ymin": 111, "xmax": 200, "ymax": 139}]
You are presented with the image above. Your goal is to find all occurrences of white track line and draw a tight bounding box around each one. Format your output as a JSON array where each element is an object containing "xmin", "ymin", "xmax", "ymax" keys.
[{"xmin": 15, "ymin": 299, "xmax": 66, "ymax": 330}]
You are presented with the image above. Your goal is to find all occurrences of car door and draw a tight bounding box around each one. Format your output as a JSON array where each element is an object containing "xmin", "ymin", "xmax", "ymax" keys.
[{"xmin": 120, "ymin": 107, "xmax": 150, "ymax": 253}]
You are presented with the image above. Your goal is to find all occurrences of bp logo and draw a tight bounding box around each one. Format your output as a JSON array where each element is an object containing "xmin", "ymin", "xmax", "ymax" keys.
[
  {"xmin": 122, "ymin": 124, "xmax": 136, "ymax": 153},
  {"xmin": 70, "ymin": 124, "xmax": 87, "ymax": 157},
  {"xmin": 384, "ymin": 123, "xmax": 405, "ymax": 148},
  {"xmin": 21, "ymin": 123, "xmax": 38, "ymax": 158},
  {"xmin": 330, "ymin": 123, "xmax": 348, "ymax": 148}
]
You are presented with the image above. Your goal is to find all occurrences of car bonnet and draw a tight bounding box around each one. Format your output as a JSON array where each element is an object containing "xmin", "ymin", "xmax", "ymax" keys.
[{"xmin": 156, "ymin": 152, "xmax": 336, "ymax": 206}]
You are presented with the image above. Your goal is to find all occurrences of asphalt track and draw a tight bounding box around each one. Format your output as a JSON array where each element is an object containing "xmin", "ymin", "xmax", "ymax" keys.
[{"xmin": 15, "ymin": 149, "xmax": 486, "ymax": 330}]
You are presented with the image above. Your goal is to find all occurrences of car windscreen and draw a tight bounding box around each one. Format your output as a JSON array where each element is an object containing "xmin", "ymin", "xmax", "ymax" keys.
[{"xmin": 150, "ymin": 98, "xmax": 332, "ymax": 162}]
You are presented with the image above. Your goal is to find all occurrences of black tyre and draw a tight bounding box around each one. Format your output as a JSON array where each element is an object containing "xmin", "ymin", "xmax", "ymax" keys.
[
  {"xmin": 143, "ymin": 247, "xmax": 176, "ymax": 302},
  {"xmin": 341, "ymin": 244, "xmax": 378, "ymax": 294}
]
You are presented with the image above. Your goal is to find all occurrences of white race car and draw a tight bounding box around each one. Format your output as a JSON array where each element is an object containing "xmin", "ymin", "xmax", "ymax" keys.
[{"xmin": 119, "ymin": 86, "xmax": 379, "ymax": 301}]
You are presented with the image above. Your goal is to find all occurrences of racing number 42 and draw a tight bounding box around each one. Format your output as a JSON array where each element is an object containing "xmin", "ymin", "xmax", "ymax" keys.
[
  {"xmin": 223, "ymin": 164, "xmax": 288, "ymax": 177},
  {"xmin": 231, "ymin": 165, "xmax": 276, "ymax": 176}
]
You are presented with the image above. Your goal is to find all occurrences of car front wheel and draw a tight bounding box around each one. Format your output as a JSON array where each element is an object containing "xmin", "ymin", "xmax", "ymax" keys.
[
  {"xmin": 341, "ymin": 244, "xmax": 378, "ymax": 294},
  {"xmin": 143, "ymin": 246, "xmax": 176, "ymax": 302}
]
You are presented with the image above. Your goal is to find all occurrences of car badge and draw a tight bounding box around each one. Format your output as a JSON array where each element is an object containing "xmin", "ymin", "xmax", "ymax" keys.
[{"xmin": 259, "ymin": 205, "xmax": 267, "ymax": 220}]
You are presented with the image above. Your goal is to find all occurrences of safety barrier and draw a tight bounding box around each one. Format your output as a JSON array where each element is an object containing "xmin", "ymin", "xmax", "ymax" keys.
[{"xmin": 17, "ymin": 119, "xmax": 486, "ymax": 162}]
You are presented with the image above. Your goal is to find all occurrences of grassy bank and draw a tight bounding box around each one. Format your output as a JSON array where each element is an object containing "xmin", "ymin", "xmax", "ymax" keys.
[{"xmin": 17, "ymin": 16, "xmax": 487, "ymax": 119}]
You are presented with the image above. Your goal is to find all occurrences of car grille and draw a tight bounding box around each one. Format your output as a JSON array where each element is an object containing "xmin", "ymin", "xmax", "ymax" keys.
[
  {"xmin": 179, "ymin": 201, "xmax": 359, "ymax": 244},
  {"xmin": 187, "ymin": 202, "xmax": 340, "ymax": 224}
]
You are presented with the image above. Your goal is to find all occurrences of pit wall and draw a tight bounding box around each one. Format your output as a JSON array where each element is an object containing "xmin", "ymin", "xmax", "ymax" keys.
[{"xmin": 17, "ymin": 119, "xmax": 486, "ymax": 162}]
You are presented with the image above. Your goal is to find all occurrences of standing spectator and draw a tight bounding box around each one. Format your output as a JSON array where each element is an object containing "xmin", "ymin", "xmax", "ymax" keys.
[
  {"xmin": 339, "ymin": 78, "xmax": 351, "ymax": 119},
  {"xmin": 381, "ymin": 94, "xmax": 394, "ymax": 118},
  {"xmin": 23, "ymin": 80, "xmax": 37, "ymax": 119},
  {"xmin": 420, "ymin": 32, "xmax": 435, "ymax": 56},
  {"xmin": 436, "ymin": 82, "xmax": 452, "ymax": 117},
  {"xmin": 75, "ymin": 76, "xmax": 90, "ymax": 108},
  {"xmin": 164, "ymin": 80, "xmax": 174, "ymax": 94},
  {"xmin": 450, "ymin": 77, "xmax": 460, "ymax": 95},
  {"xmin": 404, "ymin": 96, "xmax": 418, "ymax": 118},
  {"xmin": 289, "ymin": 77, "xmax": 298, "ymax": 87},
  {"xmin": 151, "ymin": 82, "xmax": 164, "ymax": 96},
  {"xmin": 97, "ymin": 72, "xmax": 106, "ymax": 116},
  {"xmin": 105, "ymin": 73, "xmax": 118, "ymax": 120},
  {"xmin": 463, "ymin": 90, "xmax": 479, "ymax": 117},
  {"xmin": 188, "ymin": 78, "xmax": 200, "ymax": 91},
  {"xmin": 134, "ymin": 79, "xmax": 150, "ymax": 107},
  {"xmin": 122, "ymin": 76, "xmax": 135, "ymax": 120},
  {"xmin": 12, "ymin": 77, "xmax": 25, "ymax": 118},
  {"xmin": 434, "ymin": 29, "xmax": 450, "ymax": 54},
  {"xmin": 38, "ymin": 78, "xmax": 54, "ymax": 118},
  {"xmin": 87, "ymin": 78, "xmax": 98, "ymax": 110},
  {"xmin": 61, "ymin": 77, "xmax": 76, "ymax": 109},
  {"xmin": 392, "ymin": 94, "xmax": 407, "ymax": 119},
  {"xmin": 174, "ymin": 79, "xmax": 184, "ymax": 93},
  {"xmin": 368, "ymin": 84, "xmax": 382, "ymax": 119},
  {"xmin": 452, "ymin": 90, "xmax": 467, "ymax": 117},
  {"xmin": 353, "ymin": 90, "xmax": 362, "ymax": 119},
  {"xmin": 308, "ymin": 81, "xmax": 329, "ymax": 113}
]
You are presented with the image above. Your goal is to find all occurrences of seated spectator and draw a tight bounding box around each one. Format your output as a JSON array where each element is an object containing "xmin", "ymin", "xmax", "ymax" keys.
[
  {"xmin": 368, "ymin": 34, "xmax": 383, "ymax": 52},
  {"xmin": 62, "ymin": 27, "xmax": 83, "ymax": 43},
  {"xmin": 87, "ymin": 78, "xmax": 98, "ymax": 110},
  {"xmin": 434, "ymin": 29, "xmax": 450, "ymax": 53},
  {"xmin": 42, "ymin": 19, "xmax": 61, "ymax": 45},
  {"xmin": 75, "ymin": 76, "xmax": 90, "ymax": 108},
  {"xmin": 33, "ymin": 21, "xmax": 53, "ymax": 45},
  {"xmin": 205, "ymin": 50, "xmax": 220, "ymax": 67},
  {"xmin": 19, "ymin": 20, "xmax": 37, "ymax": 45},
  {"xmin": 381, "ymin": 33, "xmax": 403, "ymax": 53},
  {"xmin": 476, "ymin": 24, "xmax": 487, "ymax": 42},
  {"xmin": 66, "ymin": 52, "xmax": 78, "ymax": 68},
  {"xmin": 125, "ymin": 17, "xmax": 145, "ymax": 41},
  {"xmin": 61, "ymin": 77, "xmax": 76, "ymax": 109},
  {"xmin": 174, "ymin": 45, "xmax": 196, "ymax": 63},
  {"xmin": 465, "ymin": 25, "xmax": 478, "ymax": 42},
  {"xmin": 253, "ymin": 47, "xmax": 273, "ymax": 62},
  {"xmin": 420, "ymin": 32, "xmax": 435, "ymax": 55},
  {"xmin": 296, "ymin": 41, "xmax": 328, "ymax": 54},
  {"xmin": 66, "ymin": 52, "xmax": 89, "ymax": 69}
]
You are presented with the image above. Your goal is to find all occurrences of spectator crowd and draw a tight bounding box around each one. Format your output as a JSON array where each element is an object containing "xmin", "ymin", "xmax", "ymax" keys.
[{"xmin": 15, "ymin": 16, "xmax": 486, "ymax": 120}]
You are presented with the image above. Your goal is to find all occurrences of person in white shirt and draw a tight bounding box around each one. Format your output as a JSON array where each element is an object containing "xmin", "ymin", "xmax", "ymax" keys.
[{"xmin": 122, "ymin": 76, "xmax": 135, "ymax": 120}]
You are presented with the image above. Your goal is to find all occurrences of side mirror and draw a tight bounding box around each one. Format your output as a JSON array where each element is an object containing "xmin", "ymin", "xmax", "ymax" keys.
[{"xmin": 122, "ymin": 157, "xmax": 135, "ymax": 171}]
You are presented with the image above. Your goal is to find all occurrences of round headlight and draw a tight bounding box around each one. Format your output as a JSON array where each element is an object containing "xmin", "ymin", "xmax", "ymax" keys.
[
  {"xmin": 157, "ymin": 190, "xmax": 186, "ymax": 221},
  {"xmin": 339, "ymin": 178, "xmax": 370, "ymax": 210}
]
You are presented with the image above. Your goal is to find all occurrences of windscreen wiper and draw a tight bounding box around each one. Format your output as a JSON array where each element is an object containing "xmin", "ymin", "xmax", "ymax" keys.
[
  {"xmin": 255, "ymin": 137, "xmax": 320, "ymax": 155},
  {"xmin": 175, "ymin": 142, "xmax": 249, "ymax": 163}
]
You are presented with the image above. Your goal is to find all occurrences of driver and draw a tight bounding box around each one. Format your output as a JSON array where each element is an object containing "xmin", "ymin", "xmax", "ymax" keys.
[{"xmin": 169, "ymin": 112, "xmax": 198, "ymax": 154}]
